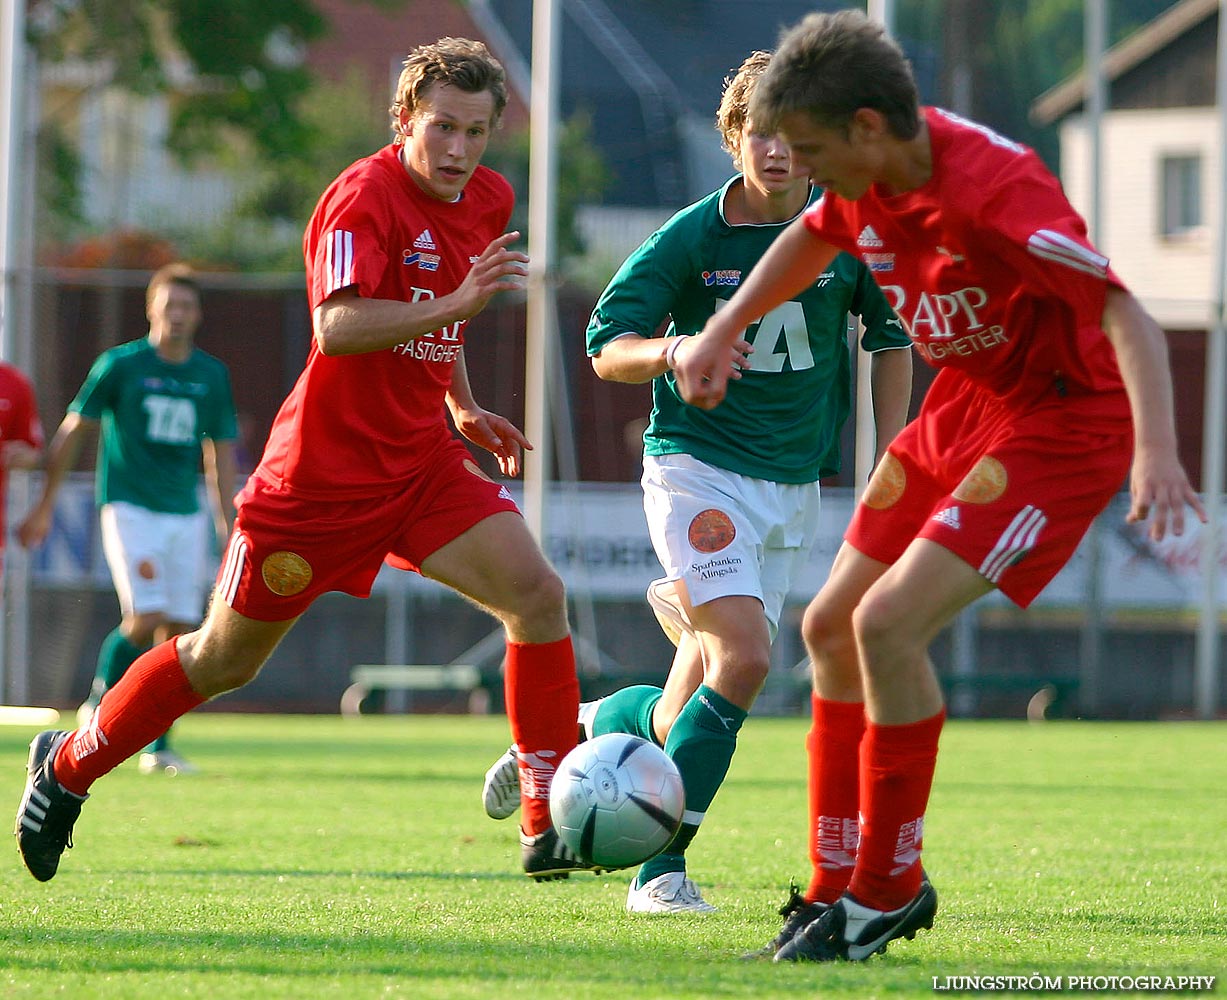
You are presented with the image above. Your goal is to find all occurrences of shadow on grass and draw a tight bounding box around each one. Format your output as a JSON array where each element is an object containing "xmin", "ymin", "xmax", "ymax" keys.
[
  {"xmin": 0, "ymin": 925, "xmax": 889, "ymax": 987},
  {"xmin": 102, "ymin": 866, "xmax": 536, "ymax": 882}
]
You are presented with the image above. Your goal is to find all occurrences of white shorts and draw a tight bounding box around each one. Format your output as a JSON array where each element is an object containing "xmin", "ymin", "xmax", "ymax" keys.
[
  {"xmin": 641, "ymin": 453, "xmax": 822, "ymax": 642},
  {"xmin": 99, "ymin": 501, "xmax": 210, "ymax": 622}
]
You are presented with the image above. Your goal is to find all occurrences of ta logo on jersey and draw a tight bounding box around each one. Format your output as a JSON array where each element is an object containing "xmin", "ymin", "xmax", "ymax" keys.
[
  {"xmin": 862, "ymin": 252, "xmax": 895, "ymax": 273},
  {"xmin": 413, "ymin": 229, "xmax": 437, "ymax": 250},
  {"xmin": 702, "ymin": 270, "xmax": 741, "ymax": 288}
]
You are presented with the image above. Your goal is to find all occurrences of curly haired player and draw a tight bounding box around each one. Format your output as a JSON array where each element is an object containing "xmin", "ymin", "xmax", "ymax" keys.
[{"xmin": 481, "ymin": 50, "xmax": 911, "ymax": 914}]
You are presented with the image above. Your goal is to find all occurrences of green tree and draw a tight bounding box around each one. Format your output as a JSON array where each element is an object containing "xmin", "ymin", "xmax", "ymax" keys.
[
  {"xmin": 28, "ymin": 0, "xmax": 327, "ymax": 162},
  {"xmin": 28, "ymin": 0, "xmax": 329, "ymax": 262},
  {"xmin": 896, "ymin": 0, "xmax": 1181, "ymax": 167}
]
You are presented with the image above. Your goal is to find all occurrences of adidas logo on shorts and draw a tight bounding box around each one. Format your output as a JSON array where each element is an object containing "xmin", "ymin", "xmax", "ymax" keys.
[{"xmin": 932, "ymin": 506, "xmax": 961, "ymax": 530}]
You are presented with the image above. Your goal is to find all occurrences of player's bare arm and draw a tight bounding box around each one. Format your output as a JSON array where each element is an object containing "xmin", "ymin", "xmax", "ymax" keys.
[
  {"xmin": 446, "ymin": 347, "xmax": 531, "ymax": 478},
  {"xmin": 591, "ymin": 332, "xmax": 752, "ymax": 385},
  {"xmin": 313, "ymin": 232, "xmax": 528, "ymax": 356},
  {"xmin": 677, "ymin": 218, "xmax": 838, "ymax": 409},
  {"xmin": 591, "ymin": 333, "xmax": 673, "ymax": 383},
  {"xmin": 1100, "ymin": 286, "xmax": 1206, "ymax": 541},
  {"xmin": 202, "ymin": 437, "xmax": 238, "ymax": 543},
  {"xmin": 17, "ymin": 411, "xmax": 94, "ymax": 549},
  {"xmin": 868, "ymin": 346, "xmax": 913, "ymax": 464}
]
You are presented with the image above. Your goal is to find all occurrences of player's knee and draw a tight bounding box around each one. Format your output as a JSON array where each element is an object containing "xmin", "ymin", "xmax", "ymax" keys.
[
  {"xmin": 850, "ymin": 590, "xmax": 909, "ymax": 658},
  {"xmin": 802, "ymin": 598, "xmax": 854, "ymax": 662},
  {"xmin": 515, "ymin": 565, "xmax": 568, "ymax": 621}
]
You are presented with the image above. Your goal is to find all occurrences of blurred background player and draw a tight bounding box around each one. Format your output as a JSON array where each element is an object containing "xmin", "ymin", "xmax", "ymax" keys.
[
  {"xmin": 481, "ymin": 51, "xmax": 912, "ymax": 913},
  {"xmin": 16, "ymin": 37, "xmax": 584, "ymax": 884},
  {"xmin": 19, "ymin": 263, "xmax": 237, "ymax": 776},
  {"xmin": 673, "ymin": 10, "xmax": 1206, "ymax": 961},
  {"xmin": 0, "ymin": 360, "xmax": 45, "ymax": 578}
]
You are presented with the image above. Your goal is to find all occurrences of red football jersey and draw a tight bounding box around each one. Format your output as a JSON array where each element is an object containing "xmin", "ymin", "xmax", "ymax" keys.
[
  {"xmin": 256, "ymin": 144, "xmax": 514, "ymax": 500},
  {"xmin": 0, "ymin": 362, "xmax": 43, "ymax": 539},
  {"xmin": 803, "ymin": 107, "xmax": 1131, "ymax": 424}
]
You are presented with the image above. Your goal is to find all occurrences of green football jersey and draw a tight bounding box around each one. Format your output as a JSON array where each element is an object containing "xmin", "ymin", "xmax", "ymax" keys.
[
  {"xmin": 586, "ymin": 178, "xmax": 912, "ymax": 483},
  {"xmin": 71, "ymin": 338, "xmax": 238, "ymax": 514}
]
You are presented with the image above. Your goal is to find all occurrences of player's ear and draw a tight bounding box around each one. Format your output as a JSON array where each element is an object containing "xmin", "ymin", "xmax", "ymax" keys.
[
  {"xmin": 397, "ymin": 106, "xmax": 414, "ymax": 139},
  {"xmin": 850, "ymin": 107, "xmax": 888, "ymax": 143}
]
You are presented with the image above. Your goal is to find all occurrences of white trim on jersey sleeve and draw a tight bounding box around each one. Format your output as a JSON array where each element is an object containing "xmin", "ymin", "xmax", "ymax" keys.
[
  {"xmin": 325, "ymin": 230, "xmax": 356, "ymax": 295},
  {"xmin": 1026, "ymin": 230, "xmax": 1108, "ymax": 278}
]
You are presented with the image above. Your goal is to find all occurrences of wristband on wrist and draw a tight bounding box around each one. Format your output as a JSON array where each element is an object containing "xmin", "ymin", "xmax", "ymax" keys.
[{"xmin": 664, "ymin": 336, "xmax": 685, "ymax": 370}]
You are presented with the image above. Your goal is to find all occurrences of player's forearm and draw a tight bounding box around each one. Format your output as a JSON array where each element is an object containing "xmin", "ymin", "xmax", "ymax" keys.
[
  {"xmin": 590, "ymin": 334, "xmax": 671, "ymax": 384},
  {"xmin": 1100, "ymin": 289, "xmax": 1181, "ymax": 454},
  {"xmin": 33, "ymin": 415, "xmax": 89, "ymax": 507},
  {"xmin": 445, "ymin": 348, "xmax": 479, "ymax": 415},
  {"xmin": 869, "ymin": 347, "xmax": 914, "ymax": 461},
  {"xmin": 204, "ymin": 440, "xmax": 238, "ymax": 536},
  {"xmin": 313, "ymin": 292, "xmax": 468, "ymax": 356},
  {"xmin": 710, "ymin": 220, "xmax": 838, "ymax": 342}
]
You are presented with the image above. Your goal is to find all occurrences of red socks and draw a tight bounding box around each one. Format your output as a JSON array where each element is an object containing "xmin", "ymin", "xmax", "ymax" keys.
[
  {"xmin": 848, "ymin": 709, "xmax": 946, "ymax": 911},
  {"xmin": 805, "ymin": 695, "xmax": 866, "ymax": 904},
  {"xmin": 503, "ymin": 637, "xmax": 580, "ymax": 836},
  {"xmin": 54, "ymin": 639, "xmax": 205, "ymax": 796}
]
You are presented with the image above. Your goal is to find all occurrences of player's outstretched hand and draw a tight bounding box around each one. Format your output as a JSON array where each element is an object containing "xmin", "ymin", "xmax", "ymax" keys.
[
  {"xmin": 455, "ymin": 232, "xmax": 529, "ymax": 321},
  {"xmin": 1126, "ymin": 445, "xmax": 1207, "ymax": 542},
  {"xmin": 671, "ymin": 330, "xmax": 752, "ymax": 410},
  {"xmin": 452, "ymin": 405, "xmax": 532, "ymax": 478},
  {"xmin": 17, "ymin": 504, "xmax": 52, "ymax": 550}
]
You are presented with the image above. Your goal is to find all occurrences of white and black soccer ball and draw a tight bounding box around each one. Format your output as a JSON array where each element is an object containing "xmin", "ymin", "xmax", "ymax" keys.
[{"xmin": 549, "ymin": 733, "xmax": 685, "ymax": 869}]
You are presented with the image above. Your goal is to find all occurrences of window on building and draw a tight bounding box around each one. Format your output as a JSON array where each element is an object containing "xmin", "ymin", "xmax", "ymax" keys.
[{"xmin": 1159, "ymin": 154, "xmax": 1202, "ymax": 238}]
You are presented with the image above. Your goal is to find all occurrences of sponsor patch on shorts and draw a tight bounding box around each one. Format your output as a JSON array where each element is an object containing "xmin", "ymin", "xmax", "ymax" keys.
[
  {"xmin": 687, "ymin": 508, "xmax": 736, "ymax": 553},
  {"xmin": 954, "ymin": 455, "xmax": 1008, "ymax": 504},
  {"xmin": 863, "ymin": 453, "xmax": 907, "ymax": 510},
  {"xmin": 261, "ymin": 550, "xmax": 313, "ymax": 597}
]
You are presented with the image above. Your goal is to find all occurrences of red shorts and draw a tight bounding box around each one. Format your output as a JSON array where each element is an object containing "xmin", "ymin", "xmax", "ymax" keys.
[
  {"xmin": 216, "ymin": 439, "xmax": 521, "ymax": 621},
  {"xmin": 847, "ymin": 376, "xmax": 1132, "ymax": 608}
]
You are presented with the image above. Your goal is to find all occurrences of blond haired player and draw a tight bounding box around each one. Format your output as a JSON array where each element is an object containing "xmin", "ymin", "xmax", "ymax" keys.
[{"xmin": 17, "ymin": 38, "xmax": 585, "ymax": 884}]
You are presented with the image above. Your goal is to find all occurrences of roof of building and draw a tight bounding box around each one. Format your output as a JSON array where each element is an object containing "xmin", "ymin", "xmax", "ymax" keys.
[{"xmin": 1030, "ymin": 0, "xmax": 1218, "ymax": 126}]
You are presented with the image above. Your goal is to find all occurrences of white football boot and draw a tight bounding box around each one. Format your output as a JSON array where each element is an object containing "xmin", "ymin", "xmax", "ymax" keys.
[{"xmin": 626, "ymin": 871, "xmax": 717, "ymax": 914}]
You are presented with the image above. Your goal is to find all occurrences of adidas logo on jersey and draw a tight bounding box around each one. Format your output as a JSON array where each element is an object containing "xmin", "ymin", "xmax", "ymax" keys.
[
  {"xmin": 414, "ymin": 229, "xmax": 437, "ymax": 250},
  {"xmin": 857, "ymin": 225, "xmax": 884, "ymax": 249},
  {"xmin": 932, "ymin": 506, "xmax": 961, "ymax": 530}
]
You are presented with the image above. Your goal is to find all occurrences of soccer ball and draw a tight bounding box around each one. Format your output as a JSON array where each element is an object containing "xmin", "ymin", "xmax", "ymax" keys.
[{"xmin": 549, "ymin": 733, "xmax": 685, "ymax": 869}]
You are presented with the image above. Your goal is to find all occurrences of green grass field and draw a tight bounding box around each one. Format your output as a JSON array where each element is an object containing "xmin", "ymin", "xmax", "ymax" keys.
[{"xmin": 1, "ymin": 714, "xmax": 1222, "ymax": 998}]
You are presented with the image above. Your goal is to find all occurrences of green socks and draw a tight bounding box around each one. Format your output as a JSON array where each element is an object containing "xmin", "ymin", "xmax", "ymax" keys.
[
  {"xmin": 637, "ymin": 684, "xmax": 746, "ymax": 886},
  {"xmin": 92, "ymin": 627, "xmax": 144, "ymax": 700},
  {"xmin": 590, "ymin": 685, "xmax": 664, "ymax": 744}
]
